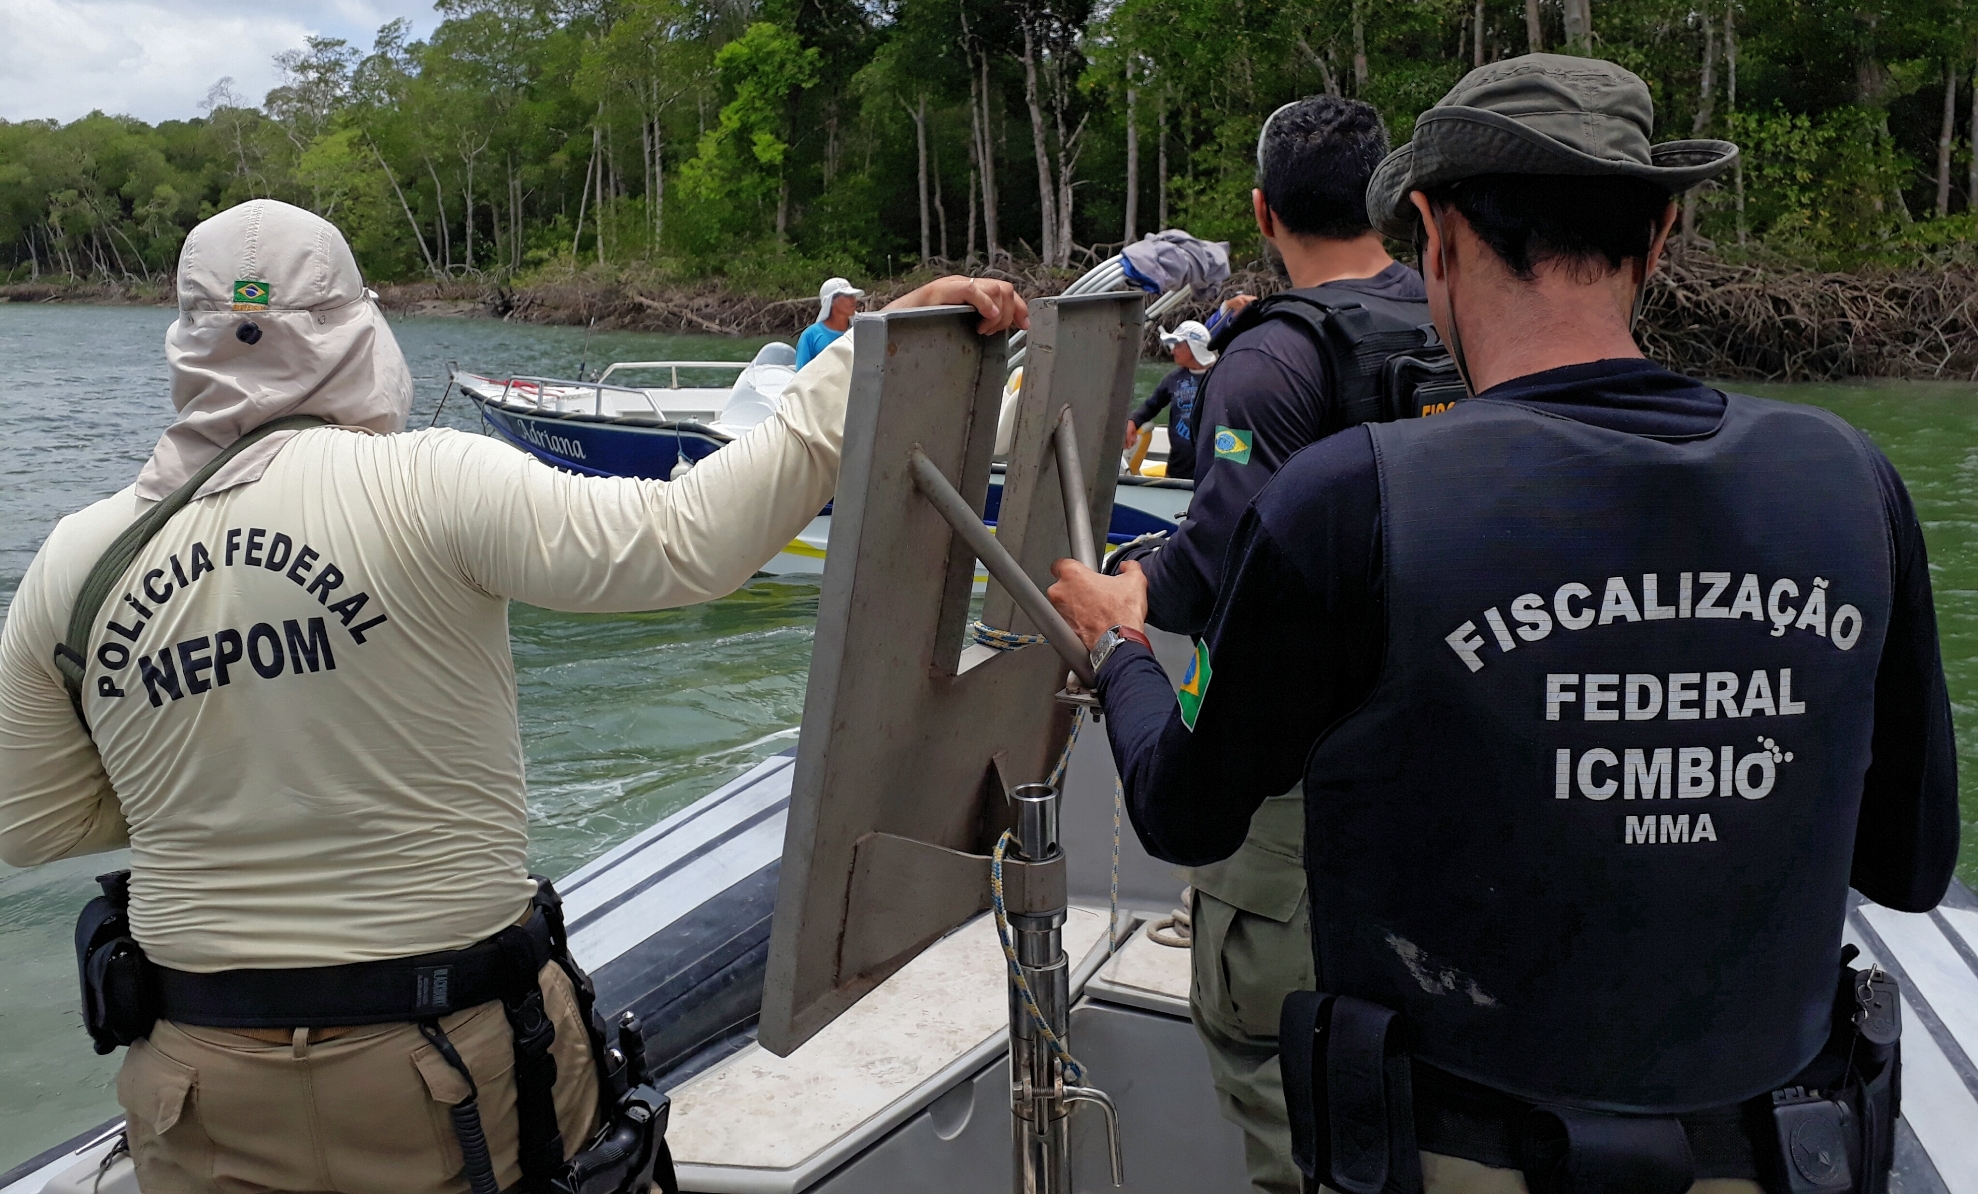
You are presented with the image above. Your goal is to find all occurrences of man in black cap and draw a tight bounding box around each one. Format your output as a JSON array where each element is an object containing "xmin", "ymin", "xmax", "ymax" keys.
[{"xmin": 1053, "ymin": 54, "xmax": 1956, "ymax": 1194}]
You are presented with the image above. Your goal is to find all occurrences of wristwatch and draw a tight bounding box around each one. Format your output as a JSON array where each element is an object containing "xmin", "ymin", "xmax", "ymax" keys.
[{"xmin": 1089, "ymin": 625, "xmax": 1152, "ymax": 673}]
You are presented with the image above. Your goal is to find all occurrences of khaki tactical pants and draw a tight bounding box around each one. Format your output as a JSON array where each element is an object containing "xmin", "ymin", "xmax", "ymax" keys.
[{"xmin": 117, "ymin": 960, "xmax": 600, "ymax": 1194}]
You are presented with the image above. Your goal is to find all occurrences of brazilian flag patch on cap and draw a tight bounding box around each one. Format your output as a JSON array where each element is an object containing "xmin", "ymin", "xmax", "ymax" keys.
[
  {"xmin": 1176, "ymin": 638, "xmax": 1212, "ymax": 730},
  {"xmin": 1212, "ymin": 425, "xmax": 1252, "ymax": 464},
  {"xmin": 231, "ymin": 279, "xmax": 270, "ymax": 311}
]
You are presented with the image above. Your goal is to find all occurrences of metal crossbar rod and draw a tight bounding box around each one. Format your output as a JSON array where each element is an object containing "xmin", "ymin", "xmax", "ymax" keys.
[
  {"xmin": 1052, "ymin": 408, "xmax": 1098, "ymax": 571},
  {"xmin": 907, "ymin": 449, "xmax": 1096, "ymax": 689}
]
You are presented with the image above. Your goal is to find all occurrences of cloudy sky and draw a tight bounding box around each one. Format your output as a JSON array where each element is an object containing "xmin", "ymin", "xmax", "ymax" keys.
[{"xmin": 0, "ymin": 0, "xmax": 441, "ymax": 125}]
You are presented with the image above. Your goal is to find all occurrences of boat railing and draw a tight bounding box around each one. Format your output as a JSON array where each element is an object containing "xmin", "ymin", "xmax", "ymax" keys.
[
  {"xmin": 499, "ymin": 375, "xmax": 668, "ymax": 421},
  {"xmin": 595, "ymin": 361, "xmax": 751, "ymax": 389}
]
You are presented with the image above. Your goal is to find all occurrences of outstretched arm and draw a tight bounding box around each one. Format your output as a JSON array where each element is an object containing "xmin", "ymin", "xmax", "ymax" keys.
[{"xmin": 432, "ymin": 277, "xmax": 1028, "ymax": 613}]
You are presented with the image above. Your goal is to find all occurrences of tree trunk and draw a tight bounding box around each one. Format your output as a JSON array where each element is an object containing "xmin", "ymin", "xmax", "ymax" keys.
[
  {"xmin": 463, "ymin": 166, "xmax": 474, "ymax": 271},
  {"xmin": 1123, "ymin": 57, "xmax": 1139, "ymax": 245},
  {"xmin": 653, "ymin": 119, "xmax": 665, "ymax": 252},
  {"xmin": 1021, "ymin": 19, "xmax": 1058, "ymax": 266},
  {"xmin": 1526, "ymin": 0, "xmax": 1544, "ymax": 52},
  {"xmin": 1684, "ymin": 16, "xmax": 1718, "ymax": 245},
  {"xmin": 933, "ymin": 138, "xmax": 949, "ymax": 260},
  {"xmin": 1564, "ymin": 0, "xmax": 1591, "ymax": 52},
  {"xmin": 1056, "ymin": 115, "xmax": 1083, "ymax": 268},
  {"xmin": 824, "ymin": 100, "xmax": 840, "ymax": 189},
  {"xmin": 966, "ymin": 164, "xmax": 979, "ymax": 263},
  {"xmin": 1352, "ymin": 2, "xmax": 1369, "ymax": 91},
  {"xmin": 1050, "ymin": 55, "xmax": 1082, "ymax": 268},
  {"xmin": 572, "ymin": 130, "xmax": 596, "ymax": 262},
  {"xmin": 427, "ymin": 159, "xmax": 451, "ymax": 272},
  {"xmin": 1475, "ymin": 0, "xmax": 1487, "ymax": 68},
  {"xmin": 1727, "ymin": 4, "xmax": 1746, "ymax": 243},
  {"xmin": 1938, "ymin": 62, "xmax": 1958, "ymax": 218},
  {"xmin": 1157, "ymin": 84, "xmax": 1169, "ymax": 230},
  {"xmin": 369, "ymin": 134, "xmax": 438, "ymax": 278},
  {"xmin": 973, "ymin": 55, "xmax": 1001, "ymax": 264},
  {"xmin": 911, "ymin": 93, "xmax": 931, "ymax": 261},
  {"xmin": 641, "ymin": 115, "xmax": 654, "ymax": 257},
  {"xmin": 1969, "ymin": 51, "xmax": 1977, "ymax": 216},
  {"xmin": 598, "ymin": 138, "xmax": 610, "ymax": 263}
]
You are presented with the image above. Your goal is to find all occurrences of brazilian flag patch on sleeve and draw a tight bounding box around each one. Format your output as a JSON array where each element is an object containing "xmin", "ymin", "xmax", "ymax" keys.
[
  {"xmin": 231, "ymin": 280, "xmax": 271, "ymax": 311},
  {"xmin": 1212, "ymin": 425, "xmax": 1253, "ymax": 464},
  {"xmin": 1176, "ymin": 638, "xmax": 1213, "ymax": 730}
]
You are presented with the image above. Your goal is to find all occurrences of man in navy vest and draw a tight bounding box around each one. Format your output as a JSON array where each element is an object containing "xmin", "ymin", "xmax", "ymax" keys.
[
  {"xmin": 1115, "ymin": 96, "xmax": 1433, "ymax": 1194},
  {"xmin": 1050, "ymin": 55, "xmax": 1957, "ymax": 1194}
]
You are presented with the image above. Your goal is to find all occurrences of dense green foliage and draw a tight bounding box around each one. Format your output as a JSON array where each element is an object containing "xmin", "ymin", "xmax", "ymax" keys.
[{"xmin": 2, "ymin": 0, "xmax": 1974, "ymax": 289}]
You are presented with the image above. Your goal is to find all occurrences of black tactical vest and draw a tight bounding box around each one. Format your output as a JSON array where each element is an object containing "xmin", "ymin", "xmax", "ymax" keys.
[
  {"xmin": 1304, "ymin": 392, "xmax": 1892, "ymax": 1112},
  {"xmin": 1192, "ymin": 284, "xmax": 1464, "ymax": 449}
]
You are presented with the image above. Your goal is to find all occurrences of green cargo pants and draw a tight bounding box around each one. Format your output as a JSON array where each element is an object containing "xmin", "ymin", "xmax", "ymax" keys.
[{"xmin": 1186, "ymin": 789, "xmax": 1312, "ymax": 1194}]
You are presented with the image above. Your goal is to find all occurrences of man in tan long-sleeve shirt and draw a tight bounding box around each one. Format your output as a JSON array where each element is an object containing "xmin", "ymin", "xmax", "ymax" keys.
[{"xmin": 0, "ymin": 199, "xmax": 1026, "ymax": 1194}]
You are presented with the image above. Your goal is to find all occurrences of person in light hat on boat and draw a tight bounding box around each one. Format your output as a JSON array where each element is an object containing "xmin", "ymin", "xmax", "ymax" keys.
[
  {"xmin": 1122, "ymin": 320, "xmax": 1217, "ymax": 481},
  {"xmin": 0, "ymin": 198, "xmax": 1025, "ymax": 1194},
  {"xmin": 1051, "ymin": 54, "xmax": 1956, "ymax": 1194},
  {"xmin": 795, "ymin": 275, "xmax": 866, "ymax": 369}
]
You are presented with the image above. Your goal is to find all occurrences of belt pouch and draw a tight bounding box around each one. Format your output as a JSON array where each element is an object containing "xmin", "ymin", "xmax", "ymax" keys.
[
  {"xmin": 1327, "ymin": 997, "xmax": 1422, "ymax": 1194},
  {"xmin": 1277, "ymin": 991, "xmax": 1423, "ymax": 1194},
  {"xmin": 1281, "ymin": 990, "xmax": 1330, "ymax": 1184},
  {"xmin": 1520, "ymin": 1106, "xmax": 1694, "ymax": 1194},
  {"xmin": 74, "ymin": 870, "xmax": 156, "ymax": 1054}
]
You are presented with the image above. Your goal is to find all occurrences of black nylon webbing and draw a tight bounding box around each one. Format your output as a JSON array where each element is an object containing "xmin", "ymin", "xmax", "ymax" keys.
[
  {"xmin": 153, "ymin": 914, "xmax": 549, "ymax": 1028},
  {"xmin": 1409, "ymin": 1064, "xmax": 1760, "ymax": 1180}
]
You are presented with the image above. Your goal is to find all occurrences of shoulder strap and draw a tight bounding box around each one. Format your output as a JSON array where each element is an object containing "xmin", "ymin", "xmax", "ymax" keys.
[
  {"xmin": 52, "ymin": 415, "xmax": 328, "ymax": 731},
  {"xmin": 1209, "ymin": 287, "xmax": 1447, "ymax": 433}
]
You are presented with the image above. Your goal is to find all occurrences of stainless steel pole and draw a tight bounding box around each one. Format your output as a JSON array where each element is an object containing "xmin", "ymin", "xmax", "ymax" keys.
[
  {"xmin": 1007, "ymin": 782, "xmax": 1071, "ymax": 1194},
  {"xmin": 1052, "ymin": 407, "xmax": 1099, "ymax": 572}
]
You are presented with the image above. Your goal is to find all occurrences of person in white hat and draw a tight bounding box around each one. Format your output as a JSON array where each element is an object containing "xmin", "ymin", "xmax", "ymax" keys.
[
  {"xmin": 0, "ymin": 199, "xmax": 1025, "ymax": 1194},
  {"xmin": 795, "ymin": 276, "xmax": 866, "ymax": 368},
  {"xmin": 1123, "ymin": 320, "xmax": 1218, "ymax": 480}
]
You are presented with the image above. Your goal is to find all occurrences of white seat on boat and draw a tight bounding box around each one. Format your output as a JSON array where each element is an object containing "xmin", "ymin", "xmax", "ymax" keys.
[{"xmin": 715, "ymin": 343, "xmax": 798, "ymax": 436}]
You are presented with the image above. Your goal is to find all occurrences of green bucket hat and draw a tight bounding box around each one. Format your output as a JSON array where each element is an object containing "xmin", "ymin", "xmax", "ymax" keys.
[{"xmin": 1366, "ymin": 53, "xmax": 1738, "ymax": 241}]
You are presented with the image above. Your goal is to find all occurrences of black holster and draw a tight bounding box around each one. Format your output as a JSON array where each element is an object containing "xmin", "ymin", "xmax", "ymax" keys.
[
  {"xmin": 555, "ymin": 1087, "xmax": 677, "ymax": 1194},
  {"xmin": 1281, "ymin": 992, "xmax": 1423, "ymax": 1194},
  {"xmin": 1751, "ymin": 951, "xmax": 1901, "ymax": 1194},
  {"xmin": 75, "ymin": 870, "xmax": 157, "ymax": 1054}
]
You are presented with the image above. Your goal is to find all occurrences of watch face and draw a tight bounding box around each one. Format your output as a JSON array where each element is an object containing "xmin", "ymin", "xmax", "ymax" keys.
[{"xmin": 1090, "ymin": 629, "xmax": 1123, "ymax": 670}]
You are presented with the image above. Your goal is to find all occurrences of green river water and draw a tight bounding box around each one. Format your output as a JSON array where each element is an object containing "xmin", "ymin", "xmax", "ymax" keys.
[{"xmin": 0, "ymin": 303, "xmax": 1971, "ymax": 1169}]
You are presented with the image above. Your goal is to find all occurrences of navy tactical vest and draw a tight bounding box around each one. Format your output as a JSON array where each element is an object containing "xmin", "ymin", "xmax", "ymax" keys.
[
  {"xmin": 1191, "ymin": 284, "xmax": 1464, "ymax": 450},
  {"xmin": 1304, "ymin": 392, "xmax": 1892, "ymax": 1112}
]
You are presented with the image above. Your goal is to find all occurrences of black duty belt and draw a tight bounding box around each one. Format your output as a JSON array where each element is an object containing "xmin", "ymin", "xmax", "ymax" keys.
[
  {"xmin": 1409, "ymin": 1063, "xmax": 1760, "ymax": 1181},
  {"xmin": 153, "ymin": 908, "xmax": 552, "ymax": 1029}
]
